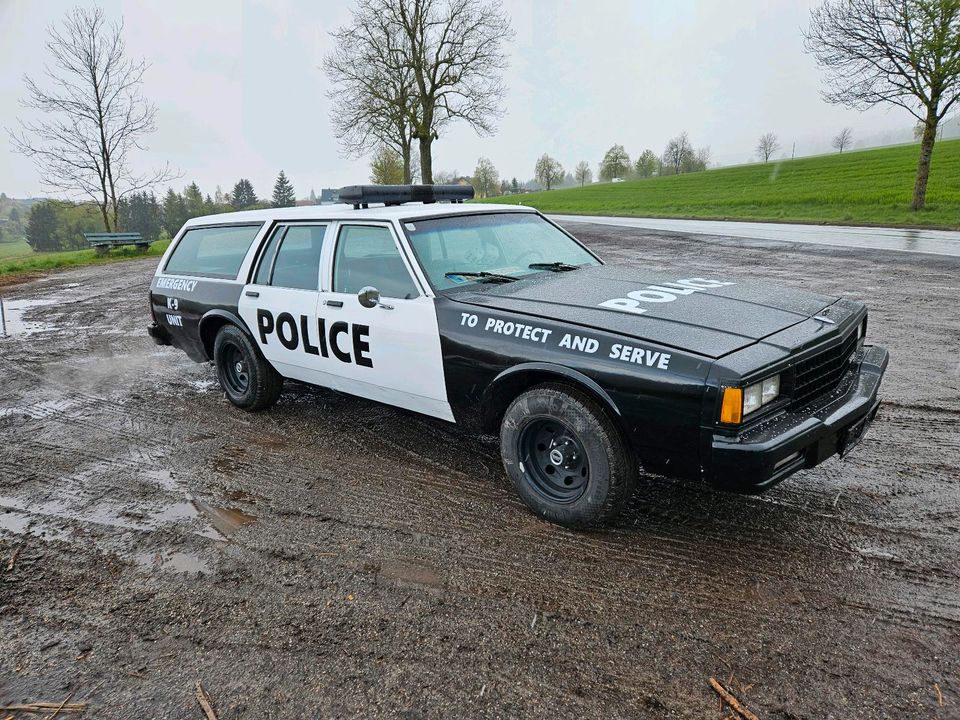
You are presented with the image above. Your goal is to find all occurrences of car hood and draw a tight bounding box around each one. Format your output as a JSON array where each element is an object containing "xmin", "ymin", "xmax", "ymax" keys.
[{"xmin": 450, "ymin": 264, "xmax": 837, "ymax": 358}]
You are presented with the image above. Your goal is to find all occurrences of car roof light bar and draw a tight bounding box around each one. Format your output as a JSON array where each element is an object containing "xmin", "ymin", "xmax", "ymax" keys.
[{"xmin": 339, "ymin": 184, "xmax": 475, "ymax": 209}]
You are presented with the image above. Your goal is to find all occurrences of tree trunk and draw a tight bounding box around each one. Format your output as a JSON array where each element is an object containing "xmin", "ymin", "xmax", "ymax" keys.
[
  {"xmin": 98, "ymin": 202, "xmax": 110, "ymax": 233},
  {"xmin": 912, "ymin": 111, "xmax": 938, "ymax": 211},
  {"xmin": 401, "ymin": 141, "xmax": 412, "ymax": 185},
  {"xmin": 418, "ymin": 135, "xmax": 433, "ymax": 184}
]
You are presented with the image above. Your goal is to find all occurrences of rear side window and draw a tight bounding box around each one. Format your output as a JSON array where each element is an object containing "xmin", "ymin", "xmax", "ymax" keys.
[
  {"xmin": 165, "ymin": 224, "xmax": 262, "ymax": 279},
  {"xmin": 271, "ymin": 225, "xmax": 327, "ymax": 290}
]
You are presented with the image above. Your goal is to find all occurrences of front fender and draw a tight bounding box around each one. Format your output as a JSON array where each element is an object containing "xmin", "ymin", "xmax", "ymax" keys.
[{"xmin": 480, "ymin": 361, "xmax": 623, "ymax": 435}]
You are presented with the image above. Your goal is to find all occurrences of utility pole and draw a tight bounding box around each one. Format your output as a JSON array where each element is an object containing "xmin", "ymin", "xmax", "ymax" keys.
[{"xmin": 791, "ymin": 142, "xmax": 796, "ymax": 160}]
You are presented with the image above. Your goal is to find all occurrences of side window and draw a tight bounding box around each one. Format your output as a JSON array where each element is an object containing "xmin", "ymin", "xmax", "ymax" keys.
[
  {"xmin": 270, "ymin": 225, "xmax": 327, "ymax": 291},
  {"xmin": 333, "ymin": 225, "xmax": 419, "ymax": 300},
  {"xmin": 164, "ymin": 224, "xmax": 262, "ymax": 279},
  {"xmin": 253, "ymin": 225, "xmax": 286, "ymax": 285}
]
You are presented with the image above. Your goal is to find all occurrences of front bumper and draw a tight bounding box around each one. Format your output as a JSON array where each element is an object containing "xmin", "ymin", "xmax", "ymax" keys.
[
  {"xmin": 707, "ymin": 344, "xmax": 888, "ymax": 493},
  {"xmin": 147, "ymin": 322, "xmax": 172, "ymax": 346}
]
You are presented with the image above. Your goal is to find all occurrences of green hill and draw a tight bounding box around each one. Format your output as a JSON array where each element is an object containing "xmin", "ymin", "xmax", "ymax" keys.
[{"xmin": 509, "ymin": 139, "xmax": 960, "ymax": 228}]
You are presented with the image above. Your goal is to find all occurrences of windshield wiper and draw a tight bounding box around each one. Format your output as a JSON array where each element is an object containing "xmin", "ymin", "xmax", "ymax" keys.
[
  {"xmin": 529, "ymin": 261, "xmax": 580, "ymax": 272},
  {"xmin": 444, "ymin": 271, "xmax": 518, "ymax": 284}
]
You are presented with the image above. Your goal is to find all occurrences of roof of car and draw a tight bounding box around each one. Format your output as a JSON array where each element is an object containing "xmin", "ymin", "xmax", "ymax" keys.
[{"xmin": 182, "ymin": 201, "xmax": 537, "ymax": 228}]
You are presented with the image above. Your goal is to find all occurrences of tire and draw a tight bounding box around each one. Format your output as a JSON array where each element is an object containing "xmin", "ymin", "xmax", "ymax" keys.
[
  {"xmin": 499, "ymin": 383, "xmax": 636, "ymax": 528},
  {"xmin": 213, "ymin": 324, "xmax": 283, "ymax": 411}
]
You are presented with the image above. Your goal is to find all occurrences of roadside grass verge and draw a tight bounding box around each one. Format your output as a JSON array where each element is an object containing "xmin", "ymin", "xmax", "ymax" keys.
[
  {"xmin": 506, "ymin": 138, "xmax": 960, "ymax": 228},
  {"xmin": 0, "ymin": 240, "xmax": 170, "ymax": 285}
]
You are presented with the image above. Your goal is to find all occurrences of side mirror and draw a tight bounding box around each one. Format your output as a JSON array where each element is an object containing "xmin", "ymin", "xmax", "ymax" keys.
[{"xmin": 358, "ymin": 286, "xmax": 381, "ymax": 309}]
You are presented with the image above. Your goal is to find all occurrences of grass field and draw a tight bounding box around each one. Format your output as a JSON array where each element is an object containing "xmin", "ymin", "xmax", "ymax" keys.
[
  {"xmin": 510, "ymin": 139, "xmax": 960, "ymax": 228},
  {"xmin": 0, "ymin": 239, "xmax": 32, "ymax": 259},
  {"xmin": 0, "ymin": 239, "xmax": 170, "ymax": 282}
]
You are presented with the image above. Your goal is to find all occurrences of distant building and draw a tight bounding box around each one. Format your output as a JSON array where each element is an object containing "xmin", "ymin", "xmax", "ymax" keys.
[{"xmin": 319, "ymin": 188, "xmax": 340, "ymax": 204}]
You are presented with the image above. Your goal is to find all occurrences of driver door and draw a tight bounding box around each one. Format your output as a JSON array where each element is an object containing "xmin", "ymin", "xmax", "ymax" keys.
[{"xmin": 320, "ymin": 222, "xmax": 453, "ymax": 421}]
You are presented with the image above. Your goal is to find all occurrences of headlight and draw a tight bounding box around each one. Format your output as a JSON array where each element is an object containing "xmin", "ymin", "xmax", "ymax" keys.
[
  {"xmin": 743, "ymin": 382, "xmax": 763, "ymax": 415},
  {"xmin": 720, "ymin": 373, "xmax": 781, "ymax": 424}
]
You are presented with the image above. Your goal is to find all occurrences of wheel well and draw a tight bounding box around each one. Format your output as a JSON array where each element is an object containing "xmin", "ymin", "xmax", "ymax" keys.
[
  {"xmin": 200, "ymin": 316, "xmax": 236, "ymax": 360},
  {"xmin": 480, "ymin": 369, "xmax": 624, "ymax": 438}
]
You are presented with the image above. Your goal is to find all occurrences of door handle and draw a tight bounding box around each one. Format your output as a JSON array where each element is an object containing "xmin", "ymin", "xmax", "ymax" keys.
[
  {"xmin": 245, "ymin": 290, "xmax": 260, "ymax": 298},
  {"xmin": 325, "ymin": 300, "xmax": 343, "ymax": 308}
]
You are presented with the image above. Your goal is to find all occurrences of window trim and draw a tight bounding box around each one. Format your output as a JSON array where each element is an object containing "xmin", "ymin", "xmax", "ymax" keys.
[
  {"xmin": 252, "ymin": 223, "xmax": 288, "ymax": 286},
  {"xmin": 162, "ymin": 222, "xmax": 265, "ymax": 280},
  {"xmin": 330, "ymin": 221, "xmax": 424, "ymax": 300},
  {"xmin": 247, "ymin": 221, "xmax": 332, "ymax": 290}
]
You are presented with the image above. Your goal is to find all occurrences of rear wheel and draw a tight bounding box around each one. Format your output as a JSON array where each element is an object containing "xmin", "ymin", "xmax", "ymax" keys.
[
  {"xmin": 213, "ymin": 325, "xmax": 283, "ymax": 411},
  {"xmin": 499, "ymin": 383, "xmax": 636, "ymax": 528}
]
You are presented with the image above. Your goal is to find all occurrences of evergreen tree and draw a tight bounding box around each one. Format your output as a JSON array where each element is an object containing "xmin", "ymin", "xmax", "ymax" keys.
[
  {"xmin": 25, "ymin": 201, "xmax": 60, "ymax": 252},
  {"xmin": 162, "ymin": 188, "xmax": 188, "ymax": 235},
  {"xmin": 184, "ymin": 182, "xmax": 205, "ymax": 219},
  {"xmin": 8, "ymin": 207, "xmax": 21, "ymax": 229},
  {"xmin": 231, "ymin": 179, "xmax": 257, "ymax": 209},
  {"xmin": 510, "ymin": 177, "xmax": 519, "ymax": 193},
  {"xmin": 118, "ymin": 191, "xmax": 161, "ymax": 241},
  {"xmin": 309, "ymin": 188, "xmax": 317, "ymax": 204},
  {"xmin": 272, "ymin": 171, "xmax": 296, "ymax": 208}
]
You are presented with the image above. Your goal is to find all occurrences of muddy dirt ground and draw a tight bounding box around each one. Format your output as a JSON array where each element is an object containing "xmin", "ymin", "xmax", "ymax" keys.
[{"xmin": 1, "ymin": 224, "xmax": 958, "ymax": 719}]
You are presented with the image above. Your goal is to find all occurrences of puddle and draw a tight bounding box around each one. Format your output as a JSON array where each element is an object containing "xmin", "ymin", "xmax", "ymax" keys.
[
  {"xmin": 134, "ymin": 549, "xmax": 212, "ymax": 575},
  {"xmin": 191, "ymin": 499, "xmax": 256, "ymax": 537},
  {"xmin": 0, "ymin": 508, "xmax": 71, "ymax": 540},
  {"xmin": 377, "ymin": 559, "xmax": 444, "ymax": 588},
  {"xmin": 0, "ymin": 493, "xmax": 255, "ymax": 542},
  {"xmin": 143, "ymin": 469, "xmax": 178, "ymax": 492},
  {"xmin": 0, "ymin": 298, "xmax": 58, "ymax": 336}
]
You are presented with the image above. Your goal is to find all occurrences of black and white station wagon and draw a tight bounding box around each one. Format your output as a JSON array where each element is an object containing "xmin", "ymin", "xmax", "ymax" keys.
[{"xmin": 148, "ymin": 185, "xmax": 888, "ymax": 527}]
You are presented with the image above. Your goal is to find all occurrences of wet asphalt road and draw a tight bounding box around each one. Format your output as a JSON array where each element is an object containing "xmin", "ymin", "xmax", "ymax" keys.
[
  {"xmin": 549, "ymin": 214, "xmax": 960, "ymax": 257},
  {"xmin": 0, "ymin": 223, "xmax": 958, "ymax": 719}
]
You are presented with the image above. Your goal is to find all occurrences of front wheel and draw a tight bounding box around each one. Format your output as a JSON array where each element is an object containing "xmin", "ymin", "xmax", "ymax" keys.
[
  {"xmin": 499, "ymin": 383, "xmax": 636, "ymax": 528},
  {"xmin": 213, "ymin": 325, "xmax": 283, "ymax": 411}
]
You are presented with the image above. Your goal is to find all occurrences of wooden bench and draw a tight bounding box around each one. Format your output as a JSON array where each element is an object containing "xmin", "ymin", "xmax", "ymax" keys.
[{"xmin": 84, "ymin": 232, "xmax": 151, "ymax": 255}]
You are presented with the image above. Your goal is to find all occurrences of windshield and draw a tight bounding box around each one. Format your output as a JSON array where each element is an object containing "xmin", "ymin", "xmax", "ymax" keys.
[{"xmin": 403, "ymin": 213, "xmax": 600, "ymax": 291}]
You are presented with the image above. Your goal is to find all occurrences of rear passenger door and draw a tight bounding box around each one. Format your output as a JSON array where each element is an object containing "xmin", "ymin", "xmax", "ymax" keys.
[
  {"xmin": 322, "ymin": 222, "xmax": 453, "ymax": 421},
  {"xmin": 237, "ymin": 223, "xmax": 328, "ymax": 380}
]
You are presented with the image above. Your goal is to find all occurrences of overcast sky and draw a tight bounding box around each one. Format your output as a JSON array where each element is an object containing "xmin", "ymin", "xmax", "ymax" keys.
[{"xmin": 0, "ymin": 0, "xmax": 920, "ymax": 199}]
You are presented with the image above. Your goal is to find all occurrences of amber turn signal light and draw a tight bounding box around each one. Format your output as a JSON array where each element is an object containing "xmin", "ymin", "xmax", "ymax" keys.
[{"xmin": 720, "ymin": 387, "xmax": 743, "ymax": 424}]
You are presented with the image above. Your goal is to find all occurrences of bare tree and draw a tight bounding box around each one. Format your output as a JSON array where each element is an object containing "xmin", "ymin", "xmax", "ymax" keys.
[
  {"xmin": 832, "ymin": 127, "xmax": 854, "ymax": 153},
  {"xmin": 534, "ymin": 154, "xmax": 564, "ymax": 190},
  {"xmin": 574, "ymin": 161, "xmax": 592, "ymax": 187},
  {"xmin": 663, "ymin": 132, "xmax": 693, "ymax": 174},
  {"xmin": 10, "ymin": 7, "xmax": 173, "ymax": 231},
  {"xmin": 471, "ymin": 157, "xmax": 499, "ymax": 197},
  {"xmin": 324, "ymin": 4, "xmax": 418, "ymax": 183},
  {"xmin": 804, "ymin": 0, "xmax": 960, "ymax": 209},
  {"xmin": 328, "ymin": 0, "xmax": 513, "ymax": 185},
  {"xmin": 756, "ymin": 132, "xmax": 780, "ymax": 162}
]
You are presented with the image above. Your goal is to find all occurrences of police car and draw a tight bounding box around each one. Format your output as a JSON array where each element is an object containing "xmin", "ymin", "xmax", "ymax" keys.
[{"xmin": 148, "ymin": 185, "xmax": 888, "ymax": 528}]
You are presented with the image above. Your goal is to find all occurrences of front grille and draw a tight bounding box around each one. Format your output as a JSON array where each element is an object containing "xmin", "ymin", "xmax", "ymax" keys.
[{"xmin": 790, "ymin": 328, "xmax": 858, "ymax": 410}]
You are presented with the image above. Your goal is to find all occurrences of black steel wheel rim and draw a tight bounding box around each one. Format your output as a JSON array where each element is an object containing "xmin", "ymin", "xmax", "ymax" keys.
[
  {"xmin": 517, "ymin": 417, "xmax": 590, "ymax": 504},
  {"xmin": 222, "ymin": 343, "xmax": 250, "ymax": 395}
]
